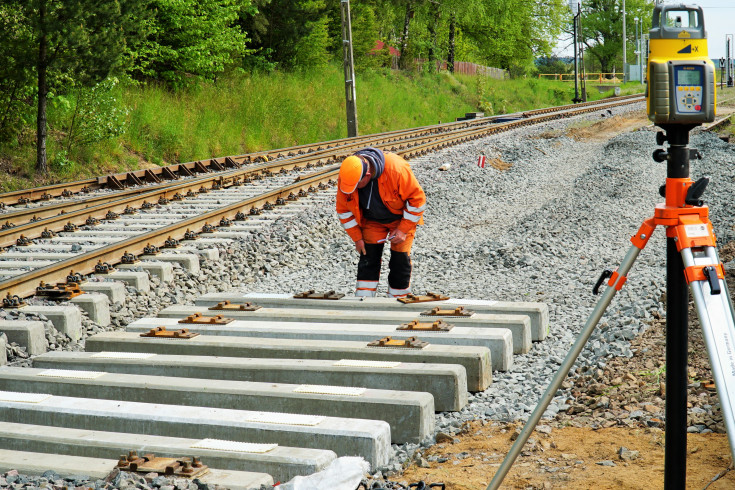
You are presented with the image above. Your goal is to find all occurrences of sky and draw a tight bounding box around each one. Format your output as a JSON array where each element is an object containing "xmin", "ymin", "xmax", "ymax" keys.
[
  {"xmin": 553, "ymin": 1, "xmax": 735, "ymax": 61},
  {"xmin": 700, "ymin": 0, "xmax": 735, "ymax": 60}
]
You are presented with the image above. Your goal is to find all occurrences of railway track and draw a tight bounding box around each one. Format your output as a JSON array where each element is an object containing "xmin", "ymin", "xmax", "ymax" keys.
[
  {"xmin": 0, "ymin": 94, "xmax": 649, "ymax": 488},
  {"xmin": 0, "ymin": 93, "xmax": 643, "ymax": 211},
  {"xmin": 0, "ymin": 94, "xmax": 644, "ymax": 301}
]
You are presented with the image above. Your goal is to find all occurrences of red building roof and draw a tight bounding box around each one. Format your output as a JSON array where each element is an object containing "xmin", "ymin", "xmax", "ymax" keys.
[{"xmin": 371, "ymin": 40, "xmax": 400, "ymax": 57}]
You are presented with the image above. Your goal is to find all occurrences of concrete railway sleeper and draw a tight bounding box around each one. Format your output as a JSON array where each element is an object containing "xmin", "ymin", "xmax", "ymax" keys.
[
  {"xmin": 0, "ymin": 290, "xmax": 547, "ymax": 486},
  {"xmin": 32, "ymin": 351, "xmax": 469, "ymax": 412},
  {"xmin": 0, "ymin": 366, "xmax": 435, "ymax": 445}
]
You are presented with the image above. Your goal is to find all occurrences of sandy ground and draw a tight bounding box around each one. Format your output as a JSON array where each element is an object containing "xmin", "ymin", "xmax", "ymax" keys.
[{"xmin": 399, "ymin": 424, "xmax": 733, "ymax": 490}]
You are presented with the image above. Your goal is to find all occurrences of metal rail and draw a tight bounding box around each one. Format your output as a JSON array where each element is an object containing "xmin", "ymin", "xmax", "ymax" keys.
[
  {"xmin": 0, "ymin": 94, "xmax": 644, "ymax": 210},
  {"xmin": 0, "ymin": 95, "xmax": 645, "ymax": 230},
  {"xmin": 0, "ymin": 94, "xmax": 645, "ymax": 300},
  {"xmin": 0, "ymin": 170, "xmax": 339, "ymax": 299}
]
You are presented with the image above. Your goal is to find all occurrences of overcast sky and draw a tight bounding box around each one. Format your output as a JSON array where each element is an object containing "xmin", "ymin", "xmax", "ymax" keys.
[{"xmin": 553, "ymin": 1, "xmax": 734, "ymax": 61}]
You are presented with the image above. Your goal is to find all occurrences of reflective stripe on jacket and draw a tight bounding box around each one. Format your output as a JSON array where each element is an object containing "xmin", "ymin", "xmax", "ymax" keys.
[{"xmin": 336, "ymin": 152, "xmax": 426, "ymax": 243}]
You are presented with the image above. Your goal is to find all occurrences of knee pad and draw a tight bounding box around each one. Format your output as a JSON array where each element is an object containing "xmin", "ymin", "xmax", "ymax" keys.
[
  {"xmin": 388, "ymin": 251, "xmax": 412, "ymax": 290},
  {"xmin": 357, "ymin": 243, "xmax": 384, "ymax": 280}
]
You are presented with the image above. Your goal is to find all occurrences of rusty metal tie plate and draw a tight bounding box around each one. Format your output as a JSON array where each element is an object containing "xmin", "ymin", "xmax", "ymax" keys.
[
  {"xmin": 140, "ymin": 326, "xmax": 199, "ymax": 339},
  {"xmin": 421, "ymin": 306, "xmax": 474, "ymax": 317},
  {"xmin": 117, "ymin": 451, "xmax": 208, "ymax": 479},
  {"xmin": 367, "ymin": 336, "xmax": 428, "ymax": 349},
  {"xmin": 208, "ymin": 300, "xmax": 261, "ymax": 312},
  {"xmin": 178, "ymin": 312, "xmax": 233, "ymax": 325},
  {"xmin": 36, "ymin": 282, "xmax": 83, "ymax": 300},
  {"xmin": 294, "ymin": 290, "xmax": 345, "ymax": 300},
  {"xmin": 397, "ymin": 292, "xmax": 450, "ymax": 304},
  {"xmin": 397, "ymin": 319, "xmax": 454, "ymax": 332}
]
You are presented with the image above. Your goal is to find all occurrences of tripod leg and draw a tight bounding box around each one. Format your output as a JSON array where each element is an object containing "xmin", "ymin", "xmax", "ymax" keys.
[
  {"xmin": 666, "ymin": 237, "xmax": 688, "ymax": 487},
  {"xmin": 487, "ymin": 243, "xmax": 644, "ymax": 490},
  {"xmin": 681, "ymin": 245, "xmax": 735, "ymax": 463}
]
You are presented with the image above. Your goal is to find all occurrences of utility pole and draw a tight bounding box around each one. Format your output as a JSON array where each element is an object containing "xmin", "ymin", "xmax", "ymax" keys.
[
  {"xmin": 728, "ymin": 34, "xmax": 734, "ymax": 87},
  {"xmin": 622, "ymin": 0, "xmax": 627, "ymax": 83},
  {"xmin": 340, "ymin": 0, "xmax": 358, "ymax": 137},
  {"xmin": 640, "ymin": 23, "xmax": 645, "ymax": 85},
  {"xmin": 570, "ymin": 0, "xmax": 581, "ymax": 103},
  {"xmin": 634, "ymin": 17, "xmax": 640, "ymax": 82},
  {"xmin": 579, "ymin": 6, "xmax": 587, "ymax": 101},
  {"xmin": 573, "ymin": 11, "xmax": 580, "ymax": 103}
]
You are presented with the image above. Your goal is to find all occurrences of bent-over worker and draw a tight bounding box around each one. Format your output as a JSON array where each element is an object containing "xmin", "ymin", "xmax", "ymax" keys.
[{"xmin": 336, "ymin": 147, "xmax": 426, "ymax": 298}]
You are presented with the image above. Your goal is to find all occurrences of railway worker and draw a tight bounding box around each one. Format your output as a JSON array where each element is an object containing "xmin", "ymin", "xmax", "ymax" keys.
[{"xmin": 336, "ymin": 147, "xmax": 426, "ymax": 298}]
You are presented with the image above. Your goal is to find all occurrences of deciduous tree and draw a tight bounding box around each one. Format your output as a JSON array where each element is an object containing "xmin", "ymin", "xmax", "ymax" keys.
[
  {"xmin": 5, "ymin": 0, "xmax": 145, "ymax": 174},
  {"xmin": 581, "ymin": 0, "xmax": 652, "ymax": 74},
  {"xmin": 131, "ymin": 0, "xmax": 253, "ymax": 86}
]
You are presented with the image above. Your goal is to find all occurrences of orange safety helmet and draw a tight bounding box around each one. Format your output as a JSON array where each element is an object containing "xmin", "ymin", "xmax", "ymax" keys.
[{"xmin": 338, "ymin": 155, "xmax": 367, "ymax": 194}]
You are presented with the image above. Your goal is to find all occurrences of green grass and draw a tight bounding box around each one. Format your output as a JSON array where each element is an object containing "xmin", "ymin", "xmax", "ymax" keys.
[{"xmin": 0, "ymin": 65, "xmax": 646, "ymax": 191}]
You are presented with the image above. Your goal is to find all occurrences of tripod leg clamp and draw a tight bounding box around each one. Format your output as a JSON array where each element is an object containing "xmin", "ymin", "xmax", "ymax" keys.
[
  {"xmin": 593, "ymin": 269, "xmax": 628, "ymax": 295},
  {"xmin": 685, "ymin": 264, "xmax": 724, "ymax": 295},
  {"xmin": 608, "ymin": 270, "xmax": 628, "ymax": 291}
]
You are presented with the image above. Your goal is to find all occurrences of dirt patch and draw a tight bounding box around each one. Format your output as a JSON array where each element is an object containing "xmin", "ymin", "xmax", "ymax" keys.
[
  {"xmin": 566, "ymin": 114, "xmax": 651, "ymax": 141},
  {"xmin": 487, "ymin": 157, "xmax": 512, "ymax": 171},
  {"xmin": 397, "ymin": 423, "xmax": 733, "ymax": 489}
]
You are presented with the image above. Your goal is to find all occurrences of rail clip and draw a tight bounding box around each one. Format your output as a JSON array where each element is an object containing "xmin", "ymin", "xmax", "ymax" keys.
[
  {"xmin": 367, "ymin": 336, "xmax": 428, "ymax": 349},
  {"xmin": 178, "ymin": 312, "xmax": 233, "ymax": 325},
  {"xmin": 294, "ymin": 289, "xmax": 345, "ymax": 300},
  {"xmin": 3, "ymin": 293, "xmax": 27, "ymax": 308},
  {"xmin": 94, "ymin": 261, "xmax": 115, "ymax": 274},
  {"xmin": 397, "ymin": 320, "xmax": 453, "ymax": 332},
  {"xmin": 397, "ymin": 292, "xmax": 450, "ymax": 304},
  {"xmin": 36, "ymin": 281, "xmax": 83, "ymax": 300},
  {"xmin": 208, "ymin": 300, "xmax": 261, "ymax": 312},
  {"xmin": 140, "ymin": 326, "xmax": 199, "ymax": 339},
  {"xmin": 117, "ymin": 451, "xmax": 208, "ymax": 479},
  {"xmin": 421, "ymin": 306, "xmax": 474, "ymax": 317}
]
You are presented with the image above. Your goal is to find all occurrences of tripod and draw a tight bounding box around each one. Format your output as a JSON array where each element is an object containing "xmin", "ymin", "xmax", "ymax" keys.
[{"xmin": 488, "ymin": 125, "xmax": 735, "ymax": 490}]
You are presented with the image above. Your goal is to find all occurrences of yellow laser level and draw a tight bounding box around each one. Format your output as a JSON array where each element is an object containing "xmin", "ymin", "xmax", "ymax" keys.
[{"xmin": 647, "ymin": 3, "xmax": 716, "ymax": 124}]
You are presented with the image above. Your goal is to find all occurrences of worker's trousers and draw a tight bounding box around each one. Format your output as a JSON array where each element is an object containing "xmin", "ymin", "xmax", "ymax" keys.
[{"xmin": 355, "ymin": 220, "xmax": 415, "ymax": 298}]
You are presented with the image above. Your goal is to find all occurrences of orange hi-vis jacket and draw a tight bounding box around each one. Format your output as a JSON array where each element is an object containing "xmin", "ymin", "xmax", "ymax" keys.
[{"xmin": 336, "ymin": 152, "xmax": 426, "ymax": 243}]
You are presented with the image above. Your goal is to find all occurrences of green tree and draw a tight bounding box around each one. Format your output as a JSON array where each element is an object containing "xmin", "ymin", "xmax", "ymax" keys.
[
  {"xmin": 581, "ymin": 0, "xmax": 653, "ymax": 74},
  {"xmin": 350, "ymin": 3, "xmax": 381, "ymax": 71},
  {"xmin": 131, "ymin": 0, "xmax": 253, "ymax": 86},
  {"xmin": 5, "ymin": 0, "xmax": 146, "ymax": 174},
  {"xmin": 292, "ymin": 1, "xmax": 332, "ymax": 69},
  {"xmin": 458, "ymin": 0, "xmax": 565, "ymax": 75},
  {"xmin": 250, "ymin": 0, "xmax": 336, "ymax": 69},
  {"xmin": 536, "ymin": 56, "xmax": 573, "ymax": 75},
  {"xmin": 0, "ymin": 4, "xmax": 35, "ymax": 142}
]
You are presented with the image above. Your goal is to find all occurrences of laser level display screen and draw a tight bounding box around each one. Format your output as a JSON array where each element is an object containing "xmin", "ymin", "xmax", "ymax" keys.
[
  {"xmin": 674, "ymin": 65, "xmax": 704, "ymax": 114},
  {"xmin": 677, "ymin": 68, "xmax": 701, "ymax": 86}
]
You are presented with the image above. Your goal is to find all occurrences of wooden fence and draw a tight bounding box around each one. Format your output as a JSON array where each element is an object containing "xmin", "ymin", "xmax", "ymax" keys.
[
  {"xmin": 411, "ymin": 59, "xmax": 508, "ymax": 79},
  {"xmin": 538, "ymin": 73, "xmax": 624, "ymax": 83}
]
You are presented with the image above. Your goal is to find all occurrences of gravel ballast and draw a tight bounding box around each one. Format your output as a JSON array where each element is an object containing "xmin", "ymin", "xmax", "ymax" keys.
[
  {"xmin": 7, "ymin": 103, "xmax": 735, "ymax": 487},
  {"xmin": 224, "ymin": 105, "xmax": 735, "ymax": 475}
]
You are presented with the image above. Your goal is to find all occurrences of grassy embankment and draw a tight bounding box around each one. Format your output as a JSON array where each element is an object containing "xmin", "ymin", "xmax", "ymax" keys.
[{"xmin": 0, "ymin": 64, "xmax": 643, "ymax": 191}]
